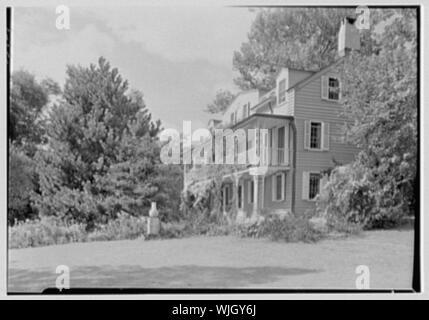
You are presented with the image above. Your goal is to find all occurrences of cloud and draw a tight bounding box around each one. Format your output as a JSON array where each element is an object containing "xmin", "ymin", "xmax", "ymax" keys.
[
  {"xmin": 84, "ymin": 6, "xmax": 255, "ymax": 67},
  {"xmin": 12, "ymin": 6, "xmax": 255, "ymax": 130}
]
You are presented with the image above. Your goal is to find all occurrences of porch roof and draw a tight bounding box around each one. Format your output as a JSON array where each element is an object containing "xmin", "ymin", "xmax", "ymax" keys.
[{"xmin": 231, "ymin": 113, "xmax": 294, "ymax": 130}]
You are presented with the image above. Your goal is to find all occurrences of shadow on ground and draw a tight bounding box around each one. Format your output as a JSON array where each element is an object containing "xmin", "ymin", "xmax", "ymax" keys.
[{"xmin": 8, "ymin": 265, "xmax": 321, "ymax": 293}]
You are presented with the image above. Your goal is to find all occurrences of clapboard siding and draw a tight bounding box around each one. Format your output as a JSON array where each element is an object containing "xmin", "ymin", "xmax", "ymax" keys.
[{"xmin": 292, "ymin": 73, "xmax": 360, "ymax": 215}]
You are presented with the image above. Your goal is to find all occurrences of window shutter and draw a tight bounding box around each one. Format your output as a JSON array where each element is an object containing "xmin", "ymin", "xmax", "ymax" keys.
[
  {"xmin": 321, "ymin": 76, "xmax": 328, "ymax": 100},
  {"xmin": 338, "ymin": 78, "xmax": 342, "ymax": 100},
  {"xmin": 302, "ymin": 171, "xmax": 309, "ymax": 200},
  {"xmin": 322, "ymin": 122, "xmax": 330, "ymax": 150},
  {"xmin": 304, "ymin": 120, "xmax": 310, "ymax": 150}
]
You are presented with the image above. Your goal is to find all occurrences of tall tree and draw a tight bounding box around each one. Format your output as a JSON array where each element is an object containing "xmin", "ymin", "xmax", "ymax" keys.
[
  {"xmin": 9, "ymin": 70, "xmax": 59, "ymax": 153},
  {"xmin": 232, "ymin": 8, "xmax": 369, "ymax": 91},
  {"xmin": 317, "ymin": 8, "xmax": 418, "ymax": 227},
  {"xmin": 34, "ymin": 57, "xmax": 162, "ymax": 227}
]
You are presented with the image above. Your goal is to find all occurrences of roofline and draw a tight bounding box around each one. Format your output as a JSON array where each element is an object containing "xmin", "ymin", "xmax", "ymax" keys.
[
  {"xmin": 231, "ymin": 113, "xmax": 294, "ymax": 130},
  {"xmin": 222, "ymin": 89, "xmax": 259, "ymax": 116},
  {"xmin": 288, "ymin": 58, "xmax": 345, "ymax": 92}
]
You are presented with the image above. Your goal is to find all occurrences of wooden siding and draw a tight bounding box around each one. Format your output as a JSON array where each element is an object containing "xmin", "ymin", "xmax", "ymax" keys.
[{"xmin": 292, "ymin": 72, "xmax": 360, "ymax": 215}]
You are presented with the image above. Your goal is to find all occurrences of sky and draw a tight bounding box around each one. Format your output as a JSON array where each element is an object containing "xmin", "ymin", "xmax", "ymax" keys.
[{"xmin": 12, "ymin": 6, "xmax": 257, "ymax": 131}]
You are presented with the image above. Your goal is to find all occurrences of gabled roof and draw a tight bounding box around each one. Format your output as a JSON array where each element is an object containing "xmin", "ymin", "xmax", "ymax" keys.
[
  {"xmin": 222, "ymin": 89, "xmax": 259, "ymax": 116},
  {"xmin": 287, "ymin": 58, "xmax": 345, "ymax": 92}
]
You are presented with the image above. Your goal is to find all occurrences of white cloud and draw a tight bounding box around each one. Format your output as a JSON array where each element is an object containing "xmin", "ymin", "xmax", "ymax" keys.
[
  {"xmin": 13, "ymin": 22, "xmax": 115, "ymax": 84},
  {"xmin": 86, "ymin": 6, "xmax": 255, "ymax": 67}
]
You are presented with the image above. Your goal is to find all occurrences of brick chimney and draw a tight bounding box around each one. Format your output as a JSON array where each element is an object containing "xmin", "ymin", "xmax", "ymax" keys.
[{"xmin": 338, "ymin": 17, "xmax": 361, "ymax": 57}]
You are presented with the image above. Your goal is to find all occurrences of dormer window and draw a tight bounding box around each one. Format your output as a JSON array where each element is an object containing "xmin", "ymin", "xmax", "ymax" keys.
[
  {"xmin": 328, "ymin": 77, "xmax": 340, "ymax": 100},
  {"xmin": 321, "ymin": 75, "xmax": 341, "ymax": 101},
  {"xmin": 278, "ymin": 79, "xmax": 286, "ymax": 104}
]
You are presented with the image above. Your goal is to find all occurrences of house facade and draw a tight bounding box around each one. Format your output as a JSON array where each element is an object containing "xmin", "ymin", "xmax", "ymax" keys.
[{"xmin": 185, "ymin": 17, "xmax": 361, "ymax": 221}]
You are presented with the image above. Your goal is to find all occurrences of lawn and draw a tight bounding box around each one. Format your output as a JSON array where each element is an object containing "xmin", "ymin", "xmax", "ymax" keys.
[{"xmin": 8, "ymin": 229, "xmax": 414, "ymax": 292}]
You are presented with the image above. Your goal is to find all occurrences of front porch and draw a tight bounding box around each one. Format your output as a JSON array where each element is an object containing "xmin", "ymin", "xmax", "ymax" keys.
[{"xmin": 221, "ymin": 166, "xmax": 292, "ymax": 223}]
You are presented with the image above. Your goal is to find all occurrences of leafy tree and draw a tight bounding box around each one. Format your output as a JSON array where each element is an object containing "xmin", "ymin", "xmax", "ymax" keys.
[
  {"xmin": 9, "ymin": 70, "xmax": 59, "ymax": 154},
  {"xmin": 8, "ymin": 144, "xmax": 38, "ymax": 224},
  {"xmin": 322, "ymin": 9, "xmax": 418, "ymax": 226},
  {"xmin": 205, "ymin": 89, "xmax": 236, "ymax": 114},
  {"xmin": 34, "ymin": 57, "xmax": 163, "ymax": 227},
  {"xmin": 233, "ymin": 8, "xmax": 372, "ymax": 90}
]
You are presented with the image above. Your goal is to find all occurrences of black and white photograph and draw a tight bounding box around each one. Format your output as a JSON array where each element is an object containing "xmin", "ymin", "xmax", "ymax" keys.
[{"xmin": 0, "ymin": 0, "xmax": 425, "ymax": 302}]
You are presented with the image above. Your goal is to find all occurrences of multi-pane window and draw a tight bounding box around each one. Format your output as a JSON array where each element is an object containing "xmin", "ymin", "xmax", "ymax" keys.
[
  {"xmin": 309, "ymin": 173, "xmax": 321, "ymax": 200},
  {"xmin": 276, "ymin": 174, "xmax": 283, "ymax": 200},
  {"xmin": 238, "ymin": 185, "xmax": 243, "ymax": 209},
  {"xmin": 310, "ymin": 122, "xmax": 322, "ymax": 149},
  {"xmin": 328, "ymin": 77, "xmax": 340, "ymax": 100},
  {"xmin": 248, "ymin": 180, "xmax": 254, "ymax": 204},
  {"xmin": 278, "ymin": 79, "xmax": 286, "ymax": 104}
]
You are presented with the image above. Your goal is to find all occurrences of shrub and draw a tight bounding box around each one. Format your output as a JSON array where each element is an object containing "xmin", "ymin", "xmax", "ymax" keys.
[
  {"xmin": 235, "ymin": 214, "xmax": 324, "ymax": 243},
  {"xmin": 317, "ymin": 163, "xmax": 404, "ymax": 229},
  {"xmin": 9, "ymin": 216, "xmax": 87, "ymax": 249},
  {"xmin": 88, "ymin": 212, "xmax": 147, "ymax": 241},
  {"xmin": 9, "ymin": 213, "xmax": 147, "ymax": 249}
]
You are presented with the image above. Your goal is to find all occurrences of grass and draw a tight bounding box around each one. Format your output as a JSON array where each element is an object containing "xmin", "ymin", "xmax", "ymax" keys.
[{"xmin": 8, "ymin": 229, "xmax": 414, "ymax": 292}]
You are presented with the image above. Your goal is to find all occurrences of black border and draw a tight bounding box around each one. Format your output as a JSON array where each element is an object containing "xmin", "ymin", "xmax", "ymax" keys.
[{"xmin": 5, "ymin": 5, "xmax": 422, "ymax": 295}]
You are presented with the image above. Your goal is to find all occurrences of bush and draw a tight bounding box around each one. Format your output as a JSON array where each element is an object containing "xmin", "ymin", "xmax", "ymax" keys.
[
  {"xmin": 317, "ymin": 163, "xmax": 404, "ymax": 229},
  {"xmin": 9, "ymin": 213, "xmax": 147, "ymax": 249},
  {"xmin": 88, "ymin": 212, "xmax": 147, "ymax": 241},
  {"xmin": 9, "ymin": 216, "xmax": 87, "ymax": 249},
  {"xmin": 235, "ymin": 214, "xmax": 324, "ymax": 243}
]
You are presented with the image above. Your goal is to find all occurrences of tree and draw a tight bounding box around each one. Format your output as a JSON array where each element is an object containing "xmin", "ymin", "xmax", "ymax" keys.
[
  {"xmin": 9, "ymin": 70, "xmax": 59, "ymax": 154},
  {"xmin": 232, "ymin": 8, "xmax": 371, "ymax": 91},
  {"xmin": 323, "ymin": 9, "xmax": 418, "ymax": 226},
  {"xmin": 8, "ymin": 144, "xmax": 38, "ymax": 224},
  {"xmin": 34, "ymin": 57, "xmax": 162, "ymax": 227},
  {"xmin": 205, "ymin": 89, "xmax": 236, "ymax": 114}
]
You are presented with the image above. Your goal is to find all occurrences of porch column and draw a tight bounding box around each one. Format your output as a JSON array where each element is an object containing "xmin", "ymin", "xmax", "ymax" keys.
[{"xmin": 249, "ymin": 167, "xmax": 268, "ymax": 219}]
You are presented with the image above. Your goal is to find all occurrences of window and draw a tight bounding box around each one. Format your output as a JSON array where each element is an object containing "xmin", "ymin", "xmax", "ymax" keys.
[
  {"xmin": 230, "ymin": 113, "xmax": 234, "ymax": 125},
  {"xmin": 309, "ymin": 173, "xmax": 321, "ymax": 200},
  {"xmin": 277, "ymin": 126, "xmax": 285, "ymax": 164},
  {"xmin": 310, "ymin": 122, "xmax": 322, "ymax": 149},
  {"xmin": 248, "ymin": 180, "xmax": 254, "ymax": 204},
  {"xmin": 272, "ymin": 173, "xmax": 285, "ymax": 201},
  {"xmin": 224, "ymin": 185, "xmax": 230, "ymax": 205},
  {"xmin": 242, "ymin": 105, "xmax": 247, "ymax": 119},
  {"xmin": 247, "ymin": 103, "xmax": 251, "ymax": 117},
  {"xmin": 328, "ymin": 77, "xmax": 340, "ymax": 100},
  {"xmin": 278, "ymin": 79, "xmax": 286, "ymax": 104},
  {"xmin": 238, "ymin": 185, "xmax": 243, "ymax": 209}
]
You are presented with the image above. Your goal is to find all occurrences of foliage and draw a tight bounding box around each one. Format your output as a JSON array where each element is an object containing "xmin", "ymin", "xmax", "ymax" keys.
[
  {"xmin": 205, "ymin": 89, "xmax": 236, "ymax": 114},
  {"xmin": 33, "ymin": 57, "xmax": 164, "ymax": 227},
  {"xmin": 9, "ymin": 216, "xmax": 87, "ymax": 249},
  {"xmin": 9, "ymin": 213, "xmax": 147, "ymax": 249},
  {"xmin": 235, "ymin": 214, "xmax": 324, "ymax": 243},
  {"xmin": 10, "ymin": 70, "xmax": 59, "ymax": 155},
  {"xmin": 232, "ymin": 8, "xmax": 372, "ymax": 90},
  {"xmin": 317, "ymin": 163, "xmax": 404, "ymax": 229},
  {"xmin": 326, "ymin": 9, "xmax": 418, "ymax": 225},
  {"xmin": 87, "ymin": 212, "xmax": 147, "ymax": 242},
  {"xmin": 8, "ymin": 144, "xmax": 38, "ymax": 224}
]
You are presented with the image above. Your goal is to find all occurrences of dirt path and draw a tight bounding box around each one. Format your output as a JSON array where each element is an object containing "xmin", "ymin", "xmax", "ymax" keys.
[{"xmin": 8, "ymin": 230, "xmax": 414, "ymax": 292}]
